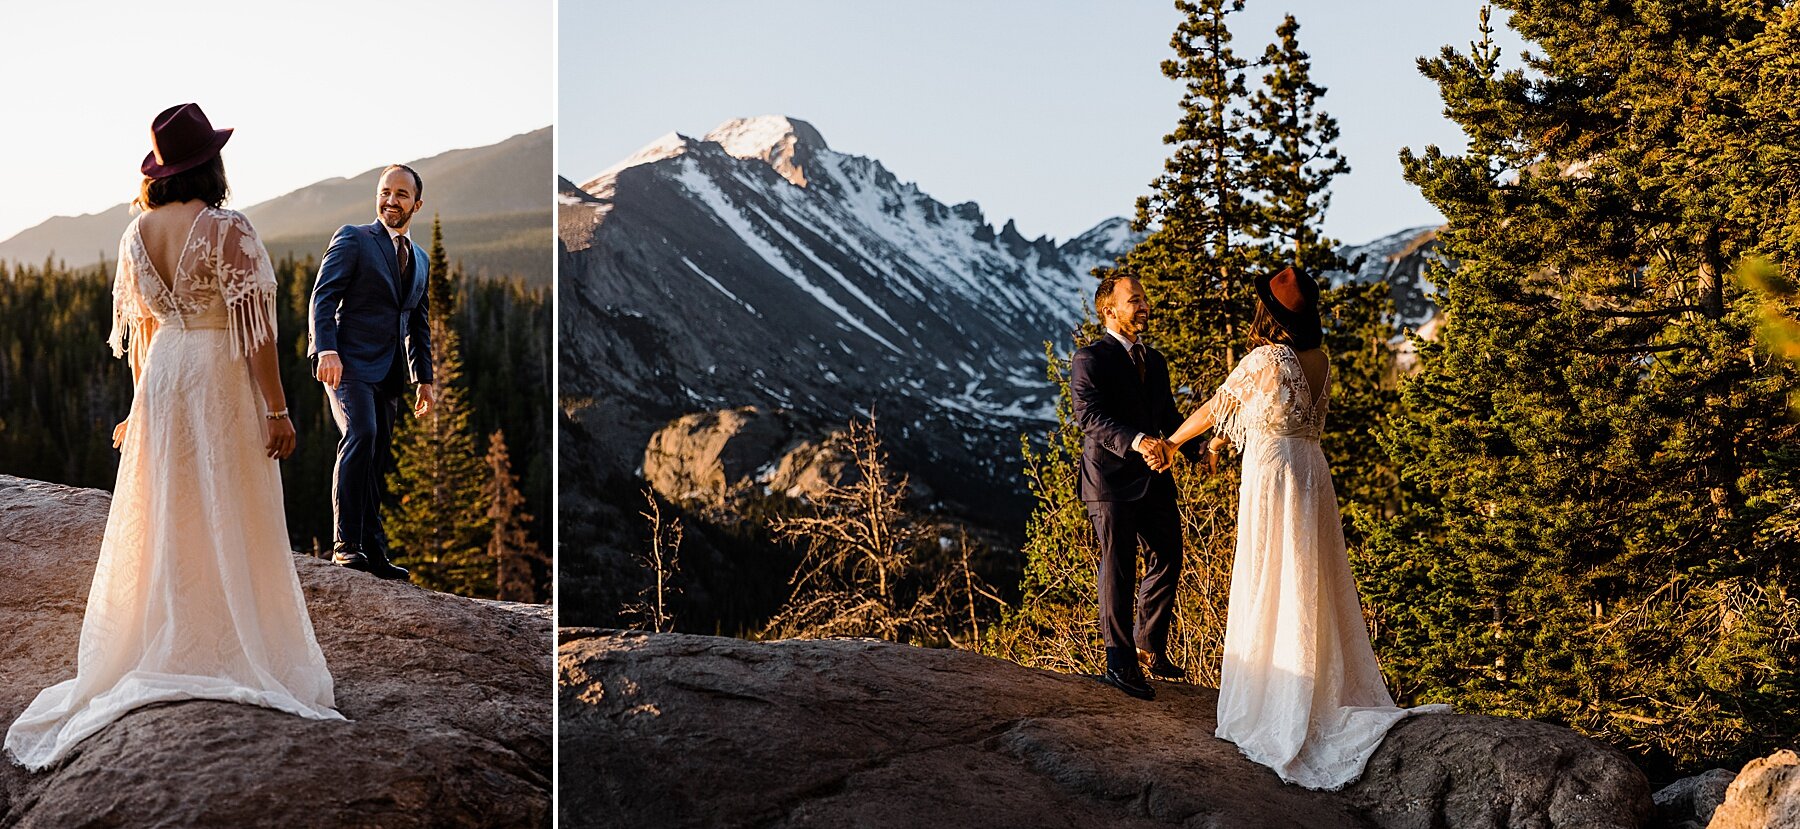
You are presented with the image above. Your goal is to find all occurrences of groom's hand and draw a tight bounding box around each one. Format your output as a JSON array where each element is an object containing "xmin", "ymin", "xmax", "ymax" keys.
[
  {"xmin": 315, "ymin": 353, "xmax": 343, "ymax": 390},
  {"xmin": 414, "ymin": 384, "xmax": 435, "ymax": 418},
  {"xmin": 1138, "ymin": 437, "xmax": 1172, "ymax": 472},
  {"xmin": 1153, "ymin": 441, "xmax": 1177, "ymax": 472}
]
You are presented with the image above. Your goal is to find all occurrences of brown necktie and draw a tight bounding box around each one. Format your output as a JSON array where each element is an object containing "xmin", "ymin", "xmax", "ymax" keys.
[
  {"xmin": 395, "ymin": 235, "xmax": 410, "ymax": 277},
  {"xmin": 1129, "ymin": 343, "xmax": 1146, "ymax": 382}
]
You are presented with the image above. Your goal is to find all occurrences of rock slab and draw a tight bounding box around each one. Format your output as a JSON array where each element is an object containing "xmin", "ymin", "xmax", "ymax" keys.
[
  {"xmin": 1707, "ymin": 749, "xmax": 1800, "ymax": 829},
  {"xmin": 1654, "ymin": 768, "xmax": 1736, "ymax": 829},
  {"xmin": 559, "ymin": 627, "xmax": 1652, "ymax": 829},
  {"xmin": 0, "ymin": 475, "xmax": 551, "ymax": 828}
]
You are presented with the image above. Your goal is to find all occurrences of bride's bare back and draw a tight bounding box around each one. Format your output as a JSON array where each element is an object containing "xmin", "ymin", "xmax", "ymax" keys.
[
  {"xmin": 1292, "ymin": 347, "xmax": 1330, "ymax": 409},
  {"xmin": 134, "ymin": 200, "xmax": 206, "ymax": 291}
]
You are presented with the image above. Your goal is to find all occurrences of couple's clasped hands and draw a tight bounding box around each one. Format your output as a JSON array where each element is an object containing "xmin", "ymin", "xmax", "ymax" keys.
[
  {"xmin": 1138, "ymin": 435, "xmax": 1231, "ymax": 472},
  {"xmin": 1138, "ymin": 436, "xmax": 1179, "ymax": 472}
]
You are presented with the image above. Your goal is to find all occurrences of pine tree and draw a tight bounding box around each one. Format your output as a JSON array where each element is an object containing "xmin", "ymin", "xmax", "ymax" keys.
[
  {"xmin": 1366, "ymin": 2, "xmax": 1800, "ymax": 774},
  {"xmin": 487, "ymin": 428, "xmax": 547, "ymax": 603},
  {"xmin": 1119, "ymin": 0, "xmax": 1261, "ymax": 390},
  {"xmin": 1245, "ymin": 14, "xmax": 1349, "ymax": 273},
  {"xmin": 1320, "ymin": 280, "xmax": 1404, "ymax": 531},
  {"xmin": 387, "ymin": 215, "xmax": 492, "ymax": 596}
]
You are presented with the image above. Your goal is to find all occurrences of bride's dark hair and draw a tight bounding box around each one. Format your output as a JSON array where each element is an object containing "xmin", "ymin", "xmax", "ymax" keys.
[
  {"xmin": 136, "ymin": 155, "xmax": 229, "ymax": 211},
  {"xmin": 1247, "ymin": 295, "xmax": 1295, "ymax": 349}
]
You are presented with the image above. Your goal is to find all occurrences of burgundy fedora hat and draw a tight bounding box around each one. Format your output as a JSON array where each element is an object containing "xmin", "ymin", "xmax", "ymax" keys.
[
  {"xmin": 141, "ymin": 103, "xmax": 233, "ymax": 179},
  {"xmin": 1253, "ymin": 265, "xmax": 1324, "ymax": 349}
]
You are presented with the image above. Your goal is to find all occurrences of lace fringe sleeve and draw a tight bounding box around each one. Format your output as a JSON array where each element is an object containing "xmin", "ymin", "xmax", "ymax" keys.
[
  {"xmin": 1209, "ymin": 347, "xmax": 1271, "ymax": 447},
  {"xmin": 216, "ymin": 210, "xmax": 280, "ymax": 360},
  {"xmin": 1210, "ymin": 385, "xmax": 1249, "ymax": 447},
  {"xmin": 108, "ymin": 228, "xmax": 153, "ymax": 372}
]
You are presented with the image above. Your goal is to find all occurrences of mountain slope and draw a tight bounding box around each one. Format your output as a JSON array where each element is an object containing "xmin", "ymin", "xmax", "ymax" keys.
[
  {"xmin": 1, "ymin": 127, "xmax": 551, "ymax": 284},
  {"xmin": 559, "ymin": 116, "xmax": 1140, "ymax": 517}
]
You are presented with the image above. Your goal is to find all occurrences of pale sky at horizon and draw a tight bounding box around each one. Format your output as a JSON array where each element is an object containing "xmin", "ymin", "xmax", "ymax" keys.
[
  {"xmin": 559, "ymin": 1, "xmax": 1529, "ymax": 246},
  {"xmin": 0, "ymin": 0, "xmax": 551, "ymax": 243}
]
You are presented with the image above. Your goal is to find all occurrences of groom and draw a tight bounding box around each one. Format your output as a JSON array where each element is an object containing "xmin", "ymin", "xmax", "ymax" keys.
[
  {"xmin": 1071, "ymin": 274, "xmax": 1198, "ymax": 700},
  {"xmin": 307, "ymin": 164, "xmax": 435, "ymax": 580}
]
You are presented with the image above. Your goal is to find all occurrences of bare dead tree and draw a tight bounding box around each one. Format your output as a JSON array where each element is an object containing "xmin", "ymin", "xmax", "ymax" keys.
[
  {"xmin": 762, "ymin": 416, "xmax": 995, "ymax": 645},
  {"xmin": 949, "ymin": 524, "xmax": 1007, "ymax": 649},
  {"xmin": 623, "ymin": 488, "xmax": 682, "ymax": 633}
]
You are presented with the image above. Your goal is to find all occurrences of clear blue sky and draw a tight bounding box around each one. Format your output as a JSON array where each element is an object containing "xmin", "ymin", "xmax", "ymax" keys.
[
  {"xmin": 558, "ymin": 1, "xmax": 1528, "ymax": 246},
  {"xmin": 0, "ymin": 0, "xmax": 551, "ymax": 243}
]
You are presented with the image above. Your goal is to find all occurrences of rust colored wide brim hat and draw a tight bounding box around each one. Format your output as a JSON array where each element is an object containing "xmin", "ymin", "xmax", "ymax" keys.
[
  {"xmin": 141, "ymin": 103, "xmax": 233, "ymax": 179},
  {"xmin": 1254, "ymin": 265, "xmax": 1324, "ymax": 350}
]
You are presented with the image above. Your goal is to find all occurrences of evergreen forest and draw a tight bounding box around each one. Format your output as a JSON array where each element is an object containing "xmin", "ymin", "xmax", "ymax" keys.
[{"xmin": 0, "ymin": 216, "xmax": 550, "ymax": 603}]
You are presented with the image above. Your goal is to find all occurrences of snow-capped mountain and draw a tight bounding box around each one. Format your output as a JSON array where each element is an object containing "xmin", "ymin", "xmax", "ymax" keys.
[
  {"xmin": 1330, "ymin": 224, "xmax": 1446, "ymax": 330},
  {"xmin": 558, "ymin": 114, "xmax": 1450, "ymax": 526},
  {"xmin": 559, "ymin": 116, "xmax": 1142, "ymax": 513}
]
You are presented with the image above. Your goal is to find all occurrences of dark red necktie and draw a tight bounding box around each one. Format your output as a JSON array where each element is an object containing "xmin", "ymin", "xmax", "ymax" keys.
[
  {"xmin": 395, "ymin": 235, "xmax": 410, "ymax": 277},
  {"xmin": 1129, "ymin": 343, "xmax": 1146, "ymax": 382}
]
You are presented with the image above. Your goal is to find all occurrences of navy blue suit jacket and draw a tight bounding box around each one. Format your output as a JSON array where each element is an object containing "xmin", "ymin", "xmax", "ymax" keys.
[
  {"xmin": 307, "ymin": 221, "xmax": 433, "ymax": 386},
  {"xmin": 1071, "ymin": 334, "xmax": 1194, "ymax": 502}
]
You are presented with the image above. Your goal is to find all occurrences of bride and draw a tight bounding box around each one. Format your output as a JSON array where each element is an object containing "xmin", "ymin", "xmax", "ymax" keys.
[
  {"xmin": 4, "ymin": 103, "xmax": 343, "ymax": 770},
  {"xmin": 1164, "ymin": 266, "xmax": 1447, "ymax": 790}
]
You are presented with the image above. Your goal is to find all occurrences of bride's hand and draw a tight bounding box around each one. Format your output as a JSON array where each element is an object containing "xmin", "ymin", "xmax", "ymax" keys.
[
  {"xmin": 265, "ymin": 417, "xmax": 297, "ymax": 460},
  {"xmin": 112, "ymin": 418, "xmax": 129, "ymax": 449}
]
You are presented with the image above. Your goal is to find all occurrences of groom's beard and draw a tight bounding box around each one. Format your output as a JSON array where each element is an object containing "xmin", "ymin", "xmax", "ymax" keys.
[
  {"xmin": 1117, "ymin": 312, "xmax": 1148, "ymax": 339},
  {"xmin": 380, "ymin": 205, "xmax": 417, "ymax": 230}
]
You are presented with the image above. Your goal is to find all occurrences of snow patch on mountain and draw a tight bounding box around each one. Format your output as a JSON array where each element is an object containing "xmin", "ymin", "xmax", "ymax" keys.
[
  {"xmin": 669, "ymin": 156, "xmax": 906, "ymax": 354},
  {"xmin": 585, "ymin": 131, "xmax": 692, "ymax": 189}
]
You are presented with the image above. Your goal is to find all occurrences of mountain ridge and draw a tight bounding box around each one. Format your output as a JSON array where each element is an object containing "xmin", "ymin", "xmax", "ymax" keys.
[
  {"xmin": 558, "ymin": 116, "xmax": 1140, "ymax": 491},
  {"xmin": 1, "ymin": 127, "xmax": 552, "ymax": 284},
  {"xmin": 558, "ymin": 115, "xmax": 1444, "ymax": 503}
]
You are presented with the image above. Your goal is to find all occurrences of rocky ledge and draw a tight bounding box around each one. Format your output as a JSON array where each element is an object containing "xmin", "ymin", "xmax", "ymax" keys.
[
  {"xmin": 0, "ymin": 475, "xmax": 551, "ymax": 828},
  {"xmin": 559, "ymin": 628, "xmax": 1654, "ymax": 829},
  {"xmin": 1706, "ymin": 749, "xmax": 1800, "ymax": 828}
]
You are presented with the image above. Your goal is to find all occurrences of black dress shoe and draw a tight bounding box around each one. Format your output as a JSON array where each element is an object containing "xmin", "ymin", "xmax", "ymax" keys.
[
  {"xmin": 364, "ymin": 548, "xmax": 410, "ymax": 581},
  {"xmin": 331, "ymin": 543, "xmax": 370, "ymax": 571},
  {"xmin": 1139, "ymin": 648, "xmax": 1188, "ymax": 681},
  {"xmin": 1097, "ymin": 667, "xmax": 1156, "ymax": 700}
]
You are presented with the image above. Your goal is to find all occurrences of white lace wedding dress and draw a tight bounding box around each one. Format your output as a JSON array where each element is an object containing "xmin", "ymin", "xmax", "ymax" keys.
[
  {"xmin": 4, "ymin": 207, "xmax": 343, "ymax": 771},
  {"xmin": 1207, "ymin": 344, "xmax": 1448, "ymax": 790}
]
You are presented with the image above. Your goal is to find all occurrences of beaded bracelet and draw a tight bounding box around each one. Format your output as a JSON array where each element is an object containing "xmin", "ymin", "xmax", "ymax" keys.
[{"xmin": 265, "ymin": 409, "xmax": 290, "ymax": 421}]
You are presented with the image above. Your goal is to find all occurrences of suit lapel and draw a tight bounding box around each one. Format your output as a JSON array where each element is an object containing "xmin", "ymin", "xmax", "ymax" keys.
[
  {"xmin": 368, "ymin": 223, "xmax": 400, "ymax": 300},
  {"xmin": 404, "ymin": 238, "xmax": 424, "ymax": 305}
]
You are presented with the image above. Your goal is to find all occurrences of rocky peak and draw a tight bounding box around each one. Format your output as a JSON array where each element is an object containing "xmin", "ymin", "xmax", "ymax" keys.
[
  {"xmin": 949, "ymin": 201, "xmax": 985, "ymax": 225},
  {"xmin": 580, "ymin": 130, "xmax": 696, "ymax": 193},
  {"xmin": 703, "ymin": 116, "xmax": 828, "ymax": 188},
  {"xmin": 1062, "ymin": 217, "xmax": 1134, "ymax": 256}
]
